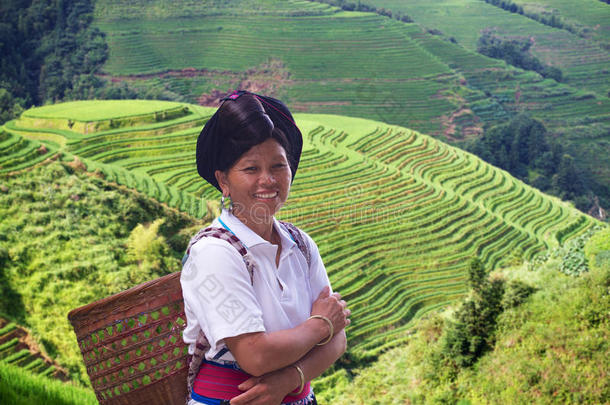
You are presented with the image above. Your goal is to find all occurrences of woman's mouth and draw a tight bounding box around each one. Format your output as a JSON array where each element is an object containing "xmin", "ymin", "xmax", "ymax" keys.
[{"xmin": 254, "ymin": 192, "xmax": 278, "ymax": 199}]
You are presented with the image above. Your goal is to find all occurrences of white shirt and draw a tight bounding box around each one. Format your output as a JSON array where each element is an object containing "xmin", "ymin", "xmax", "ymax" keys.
[{"xmin": 180, "ymin": 210, "xmax": 332, "ymax": 362}]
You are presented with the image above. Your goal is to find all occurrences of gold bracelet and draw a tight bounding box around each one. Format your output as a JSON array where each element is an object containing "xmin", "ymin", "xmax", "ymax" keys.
[
  {"xmin": 308, "ymin": 315, "xmax": 334, "ymax": 346},
  {"xmin": 291, "ymin": 364, "xmax": 305, "ymax": 395}
]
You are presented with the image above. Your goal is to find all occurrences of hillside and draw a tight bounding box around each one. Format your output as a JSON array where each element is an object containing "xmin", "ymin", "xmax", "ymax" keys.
[
  {"xmin": 0, "ymin": 361, "xmax": 96, "ymax": 405},
  {"xmin": 0, "ymin": 139, "xmax": 203, "ymax": 381},
  {"xmin": 89, "ymin": 0, "xmax": 610, "ymax": 210},
  {"xmin": 0, "ymin": 318, "xmax": 67, "ymax": 380},
  {"xmin": 1, "ymin": 100, "xmax": 598, "ymax": 379},
  {"xmin": 364, "ymin": 0, "xmax": 609, "ymax": 94},
  {"xmin": 316, "ymin": 238, "xmax": 609, "ymax": 404}
]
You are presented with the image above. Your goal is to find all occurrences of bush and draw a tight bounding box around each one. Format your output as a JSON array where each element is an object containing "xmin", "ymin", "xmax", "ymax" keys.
[
  {"xmin": 126, "ymin": 218, "xmax": 180, "ymax": 284},
  {"xmin": 502, "ymin": 279, "xmax": 536, "ymax": 309},
  {"xmin": 584, "ymin": 227, "xmax": 610, "ymax": 272}
]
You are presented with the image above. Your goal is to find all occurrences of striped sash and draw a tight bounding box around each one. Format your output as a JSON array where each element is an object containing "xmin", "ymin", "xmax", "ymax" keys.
[{"xmin": 192, "ymin": 360, "xmax": 311, "ymax": 403}]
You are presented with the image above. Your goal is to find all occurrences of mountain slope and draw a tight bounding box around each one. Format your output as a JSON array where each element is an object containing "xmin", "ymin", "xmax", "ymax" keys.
[
  {"xmin": 3, "ymin": 100, "xmax": 597, "ymax": 362},
  {"xmin": 90, "ymin": 0, "xmax": 610, "ymax": 209}
]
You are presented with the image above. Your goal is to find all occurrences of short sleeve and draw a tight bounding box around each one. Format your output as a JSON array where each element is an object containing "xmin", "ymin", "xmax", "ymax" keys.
[
  {"xmin": 299, "ymin": 229, "xmax": 332, "ymax": 298},
  {"xmin": 180, "ymin": 238, "xmax": 266, "ymax": 357}
]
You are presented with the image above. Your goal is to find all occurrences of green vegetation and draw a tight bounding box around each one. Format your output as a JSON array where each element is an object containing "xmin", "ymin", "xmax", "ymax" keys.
[
  {"xmin": 314, "ymin": 227, "xmax": 609, "ymax": 403},
  {"xmin": 2, "ymin": 0, "xmax": 608, "ymax": 210},
  {"xmin": 0, "ymin": 317, "xmax": 68, "ymax": 383},
  {"xmin": 477, "ymin": 29, "xmax": 563, "ymax": 81},
  {"xmin": 508, "ymin": 0, "xmax": 610, "ymax": 45},
  {"xmin": 2, "ymin": 101, "xmax": 598, "ymax": 388},
  {"xmin": 362, "ymin": 0, "xmax": 609, "ymax": 94},
  {"xmin": 0, "ymin": 361, "xmax": 96, "ymax": 405},
  {"xmin": 0, "ymin": 159, "xmax": 203, "ymax": 382},
  {"xmin": 0, "ymin": 0, "xmax": 107, "ymax": 113},
  {"xmin": 357, "ymin": 0, "xmax": 610, "ymax": 208},
  {"xmin": 22, "ymin": 100, "xmax": 187, "ymax": 122},
  {"xmin": 92, "ymin": 2, "xmax": 457, "ymax": 136},
  {"xmin": 468, "ymin": 113, "xmax": 597, "ymax": 210},
  {"xmin": 584, "ymin": 227, "xmax": 610, "ymax": 272},
  {"xmin": 84, "ymin": 0, "xmax": 610, "ymax": 212}
]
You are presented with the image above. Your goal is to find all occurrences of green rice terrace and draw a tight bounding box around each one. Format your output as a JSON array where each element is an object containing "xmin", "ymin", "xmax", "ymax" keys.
[
  {"xmin": 0, "ymin": 100, "xmax": 599, "ymax": 395},
  {"xmin": 0, "ymin": 318, "xmax": 67, "ymax": 380},
  {"xmin": 362, "ymin": 0, "xmax": 610, "ymax": 94},
  {"xmin": 91, "ymin": 0, "xmax": 610, "ymax": 210}
]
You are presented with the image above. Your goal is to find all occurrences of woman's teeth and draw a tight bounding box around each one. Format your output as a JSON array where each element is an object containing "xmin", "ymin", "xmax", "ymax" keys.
[{"xmin": 254, "ymin": 192, "xmax": 277, "ymax": 198}]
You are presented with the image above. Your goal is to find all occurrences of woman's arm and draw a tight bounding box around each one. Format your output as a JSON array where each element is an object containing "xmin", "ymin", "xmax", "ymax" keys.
[
  {"xmin": 229, "ymin": 330, "xmax": 347, "ymax": 405},
  {"xmin": 224, "ymin": 287, "xmax": 350, "ymax": 376},
  {"xmin": 297, "ymin": 328, "xmax": 347, "ymax": 382}
]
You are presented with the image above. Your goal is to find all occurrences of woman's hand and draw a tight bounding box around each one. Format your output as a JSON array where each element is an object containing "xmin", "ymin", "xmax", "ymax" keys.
[
  {"xmin": 230, "ymin": 367, "xmax": 299, "ymax": 405},
  {"xmin": 310, "ymin": 286, "xmax": 351, "ymax": 338}
]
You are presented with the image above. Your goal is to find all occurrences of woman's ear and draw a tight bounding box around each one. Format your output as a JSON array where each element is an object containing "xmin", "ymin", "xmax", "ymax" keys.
[{"xmin": 215, "ymin": 170, "xmax": 229, "ymax": 196}]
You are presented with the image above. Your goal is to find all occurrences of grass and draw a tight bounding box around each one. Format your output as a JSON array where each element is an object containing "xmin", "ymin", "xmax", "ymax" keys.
[
  {"xmin": 0, "ymin": 362, "xmax": 97, "ymax": 405},
  {"xmin": 22, "ymin": 100, "xmax": 187, "ymax": 122}
]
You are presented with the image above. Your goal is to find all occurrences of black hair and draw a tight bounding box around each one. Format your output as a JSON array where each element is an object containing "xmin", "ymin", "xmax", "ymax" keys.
[
  {"xmin": 215, "ymin": 94, "xmax": 292, "ymax": 172},
  {"xmin": 196, "ymin": 90, "xmax": 302, "ymax": 191}
]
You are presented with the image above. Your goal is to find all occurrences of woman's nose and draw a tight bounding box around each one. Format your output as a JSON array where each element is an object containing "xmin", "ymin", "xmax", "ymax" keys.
[{"xmin": 259, "ymin": 170, "xmax": 275, "ymax": 185}]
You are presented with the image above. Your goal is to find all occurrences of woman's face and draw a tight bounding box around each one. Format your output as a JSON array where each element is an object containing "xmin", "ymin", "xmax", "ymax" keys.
[{"xmin": 216, "ymin": 138, "xmax": 292, "ymax": 224}]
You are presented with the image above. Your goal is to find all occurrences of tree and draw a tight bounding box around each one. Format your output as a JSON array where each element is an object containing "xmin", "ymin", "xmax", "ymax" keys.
[
  {"xmin": 553, "ymin": 154, "xmax": 585, "ymax": 200},
  {"xmin": 443, "ymin": 259, "xmax": 506, "ymax": 367},
  {"xmin": 468, "ymin": 114, "xmax": 592, "ymax": 212},
  {"xmin": 477, "ymin": 29, "xmax": 563, "ymax": 81},
  {"xmin": 0, "ymin": 88, "xmax": 24, "ymax": 124},
  {"xmin": 467, "ymin": 258, "xmax": 486, "ymax": 292},
  {"xmin": 0, "ymin": 0, "xmax": 108, "ymax": 107}
]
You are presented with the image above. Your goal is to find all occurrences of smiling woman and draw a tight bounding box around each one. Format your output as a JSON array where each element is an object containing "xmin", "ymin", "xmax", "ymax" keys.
[
  {"xmin": 180, "ymin": 91, "xmax": 351, "ymax": 405},
  {"xmin": 215, "ymin": 138, "xmax": 293, "ymax": 250}
]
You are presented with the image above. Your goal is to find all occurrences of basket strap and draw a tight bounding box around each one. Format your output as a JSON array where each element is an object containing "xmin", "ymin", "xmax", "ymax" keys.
[
  {"xmin": 183, "ymin": 227, "xmax": 258, "ymax": 403},
  {"xmin": 279, "ymin": 220, "xmax": 311, "ymax": 269},
  {"xmin": 184, "ymin": 226, "xmax": 255, "ymax": 285},
  {"xmin": 186, "ymin": 330, "xmax": 211, "ymax": 403}
]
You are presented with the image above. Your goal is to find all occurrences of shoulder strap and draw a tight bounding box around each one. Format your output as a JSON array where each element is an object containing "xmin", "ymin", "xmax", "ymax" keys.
[
  {"xmin": 279, "ymin": 220, "xmax": 311, "ymax": 269},
  {"xmin": 183, "ymin": 226, "xmax": 255, "ymax": 285},
  {"xmin": 183, "ymin": 226, "xmax": 256, "ymax": 403}
]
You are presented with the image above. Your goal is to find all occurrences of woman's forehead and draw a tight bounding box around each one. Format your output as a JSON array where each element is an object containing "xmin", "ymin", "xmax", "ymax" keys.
[{"xmin": 238, "ymin": 139, "xmax": 287, "ymax": 160}]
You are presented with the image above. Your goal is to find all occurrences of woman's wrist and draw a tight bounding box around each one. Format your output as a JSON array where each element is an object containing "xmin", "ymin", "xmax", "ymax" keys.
[
  {"xmin": 308, "ymin": 315, "xmax": 334, "ymax": 345},
  {"xmin": 289, "ymin": 363, "xmax": 305, "ymax": 395}
]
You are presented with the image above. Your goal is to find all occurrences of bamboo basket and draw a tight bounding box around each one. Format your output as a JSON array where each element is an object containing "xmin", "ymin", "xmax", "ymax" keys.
[{"xmin": 68, "ymin": 272, "xmax": 189, "ymax": 405}]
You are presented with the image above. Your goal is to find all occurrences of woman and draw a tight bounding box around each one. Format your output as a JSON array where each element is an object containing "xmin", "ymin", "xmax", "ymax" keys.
[{"xmin": 180, "ymin": 90, "xmax": 350, "ymax": 405}]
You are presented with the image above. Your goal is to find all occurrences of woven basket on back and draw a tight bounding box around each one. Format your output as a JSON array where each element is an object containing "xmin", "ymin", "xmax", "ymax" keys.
[{"xmin": 68, "ymin": 271, "xmax": 189, "ymax": 405}]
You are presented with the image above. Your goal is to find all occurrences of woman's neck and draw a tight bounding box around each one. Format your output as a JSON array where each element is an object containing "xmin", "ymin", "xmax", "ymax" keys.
[{"xmin": 231, "ymin": 211, "xmax": 276, "ymax": 244}]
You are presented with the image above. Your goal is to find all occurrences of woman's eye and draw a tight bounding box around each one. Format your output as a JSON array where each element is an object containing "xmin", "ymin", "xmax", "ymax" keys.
[{"xmin": 273, "ymin": 163, "xmax": 287, "ymax": 169}]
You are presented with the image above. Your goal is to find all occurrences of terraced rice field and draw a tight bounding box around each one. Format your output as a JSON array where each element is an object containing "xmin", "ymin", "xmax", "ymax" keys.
[
  {"xmin": 401, "ymin": 29, "xmax": 610, "ymax": 201},
  {"xmin": 93, "ymin": 0, "xmax": 465, "ymax": 136},
  {"xmin": 0, "ymin": 318, "xmax": 67, "ymax": 380},
  {"xmin": 364, "ymin": 0, "xmax": 610, "ymax": 96},
  {"xmin": 2, "ymin": 100, "xmax": 597, "ymax": 357},
  {"xmin": 91, "ymin": 0, "xmax": 610, "ymax": 205},
  {"xmin": 509, "ymin": 0, "xmax": 610, "ymax": 45}
]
